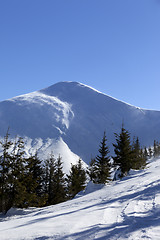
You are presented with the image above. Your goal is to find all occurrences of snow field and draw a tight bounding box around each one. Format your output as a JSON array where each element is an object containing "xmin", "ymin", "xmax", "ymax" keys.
[{"xmin": 1, "ymin": 157, "xmax": 160, "ymax": 239}]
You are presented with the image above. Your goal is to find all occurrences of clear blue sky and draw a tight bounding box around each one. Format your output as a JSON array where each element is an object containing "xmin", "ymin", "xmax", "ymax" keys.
[{"xmin": 0, "ymin": 0, "xmax": 160, "ymax": 110}]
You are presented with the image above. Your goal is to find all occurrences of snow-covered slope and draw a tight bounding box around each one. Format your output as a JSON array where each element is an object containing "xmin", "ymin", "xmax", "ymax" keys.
[
  {"xmin": 1, "ymin": 81, "xmax": 160, "ymax": 164},
  {"xmin": 1, "ymin": 157, "xmax": 160, "ymax": 240}
]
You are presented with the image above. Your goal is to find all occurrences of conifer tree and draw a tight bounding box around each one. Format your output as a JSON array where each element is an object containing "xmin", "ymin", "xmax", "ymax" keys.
[
  {"xmin": 24, "ymin": 152, "xmax": 46, "ymax": 207},
  {"xmin": 87, "ymin": 158, "xmax": 97, "ymax": 182},
  {"xmin": 113, "ymin": 126, "xmax": 133, "ymax": 178},
  {"xmin": 25, "ymin": 152, "xmax": 46, "ymax": 207},
  {"xmin": 153, "ymin": 140, "xmax": 160, "ymax": 158},
  {"xmin": 0, "ymin": 131, "xmax": 13, "ymax": 213},
  {"xmin": 31, "ymin": 153, "xmax": 44, "ymax": 195},
  {"xmin": 51, "ymin": 155, "xmax": 66, "ymax": 204},
  {"xmin": 66, "ymin": 159, "xmax": 86, "ymax": 199},
  {"xmin": 91, "ymin": 132, "xmax": 111, "ymax": 184},
  {"xmin": 140, "ymin": 148, "xmax": 147, "ymax": 169},
  {"xmin": 143, "ymin": 147, "xmax": 149, "ymax": 161},
  {"xmin": 132, "ymin": 137, "xmax": 147, "ymax": 170},
  {"xmin": 23, "ymin": 156, "xmax": 38, "ymax": 208},
  {"xmin": 76, "ymin": 159, "xmax": 87, "ymax": 192},
  {"xmin": 148, "ymin": 146, "xmax": 153, "ymax": 158},
  {"xmin": 0, "ymin": 135, "xmax": 27, "ymax": 213},
  {"xmin": 9, "ymin": 137, "xmax": 27, "ymax": 209},
  {"xmin": 44, "ymin": 152, "xmax": 56, "ymax": 205}
]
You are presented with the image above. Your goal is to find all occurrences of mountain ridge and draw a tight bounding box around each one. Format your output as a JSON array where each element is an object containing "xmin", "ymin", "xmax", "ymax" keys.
[
  {"xmin": 0, "ymin": 81, "xmax": 160, "ymax": 166},
  {"xmin": 40, "ymin": 81, "xmax": 144, "ymax": 110}
]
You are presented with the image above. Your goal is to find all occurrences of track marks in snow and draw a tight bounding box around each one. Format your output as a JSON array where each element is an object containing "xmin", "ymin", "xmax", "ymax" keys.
[
  {"xmin": 1, "ymin": 158, "xmax": 160, "ymax": 239},
  {"xmin": 102, "ymin": 202, "xmax": 123, "ymax": 225}
]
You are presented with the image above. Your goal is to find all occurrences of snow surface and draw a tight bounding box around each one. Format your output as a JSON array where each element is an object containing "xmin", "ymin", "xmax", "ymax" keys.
[
  {"xmin": 1, "ymin": 157, "xmax": 160, "ymax": 240},
  {"xmin": 1, "ymin": 81, "xmax": 160, "ymax": 165},
  {"xmin": 10, "ymin": 91, "xmax": 74, "ymax": 131}
]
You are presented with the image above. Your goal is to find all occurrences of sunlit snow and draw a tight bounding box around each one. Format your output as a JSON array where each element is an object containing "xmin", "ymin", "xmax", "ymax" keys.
[
  {"xmin": 1, "ymin": 157, "xmax": 160, "ymax": 239},
  {"xmin": 1, "ymin": 81, "xmax": 160, "ymax": 164}
]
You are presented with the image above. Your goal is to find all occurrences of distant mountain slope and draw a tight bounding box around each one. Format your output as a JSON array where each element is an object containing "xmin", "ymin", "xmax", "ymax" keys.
[
  {"xmin": 1, "ymin": 156, "xmax": 160, "ymax": 239},
  {"xmin": 0, "ymin": 81, "xmax": 160, "ymax": 164}
]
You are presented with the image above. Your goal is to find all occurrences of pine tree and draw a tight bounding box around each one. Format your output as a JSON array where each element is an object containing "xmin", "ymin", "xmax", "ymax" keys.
[
  {"xmin": 90, "ymin": 132, "xmax": 111, "ymax": 184},
  {"xmin": 148, "ymin": 146, "xmax": 153, "ymax": 158},
  {"xmin": 24, "ymin": 152, "xmax": 46, "ymax": 207},
  {"xmin": 132, "ymin": 137, "xmax": 140, "ymax": 169},
  {"xmin": 0, "ymin": 135, "xmax": 28, "ymax": 213},
  {"xmin": 9, "ymin": 137, "xmax": 27, "ymax": 209},
  {"xmin": 23, "ymin": 156, "xmax": 38, "ymax": 208},
  {"xmin": 143, "ymin": 147, "xmax": 149, "ymax": 161},
  {"xmin": 76, "ymin": 159, "xmax": 87, "ymax": 192},
  {"xmin": 51, "ymin": 155, "xmax": 66, "ymax": 204},
  {"xmin": 153, "ymin": 140, "xmax": 160, "ymax": 158},
  {"xmin": 66, "ymin": 159, "xmax": 86, "ymax": 199},
  {"xmin": 44, "ymin": 152, "xmax": 56, "ymax": 205},
  {"xmin": 140, "ymin": 148, "xmax": 147, "ymax": 169},
  {"xmin": 113, "ymin": 126, "xmax": 133, "ymax": 178},
  {"xmin": 87, "ymin": 158, "xmax": 97, "ymax": 183},
  {"xmin": 0, "ymin": 131, "xmax": 13, "ymax": 213},
  {"xmin": 132, "ymin": 137, "xmax": 147, "ymax": 170}
]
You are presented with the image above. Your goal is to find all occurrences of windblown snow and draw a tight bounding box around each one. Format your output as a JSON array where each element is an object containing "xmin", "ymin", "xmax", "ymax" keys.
[
  {"xmin": 1, "ymin": 81, "xmax": 160, "ymax": 166},
  {"xmin": 1, "ymin": 157, "xmax": 160, "ymax": 240},
  {"xmin": 10, "ymin": 91, "xmax": 74, "ymax": 131}
]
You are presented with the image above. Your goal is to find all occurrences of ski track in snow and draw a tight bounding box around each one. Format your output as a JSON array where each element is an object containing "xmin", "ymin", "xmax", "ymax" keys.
[{"xmin": 1, "ymin": 158, "xmax": 160, "ymax": 239}]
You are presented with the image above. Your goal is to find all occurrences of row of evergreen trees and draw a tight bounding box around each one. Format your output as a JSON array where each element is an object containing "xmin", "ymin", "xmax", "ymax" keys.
[
  {"xmin": 0, "ymin": 131, "xmax": 86, "ymax": 214},
  {"xmin": 88, "ymin": 126, "xmax": 148, "ymax": 184},
  {"xmin": 0, "ymin": 127, "xmax": 159, "ymax": 214}
]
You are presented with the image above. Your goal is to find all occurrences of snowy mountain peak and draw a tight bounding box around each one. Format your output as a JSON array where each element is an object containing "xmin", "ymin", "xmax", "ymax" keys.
[
  {"xmin": 0, "ymin": 81, "xmax": 160, "ymax": 165},
  {"xmin": 40, "ymin": 81, "xmax": 141, "ymax": 110}
]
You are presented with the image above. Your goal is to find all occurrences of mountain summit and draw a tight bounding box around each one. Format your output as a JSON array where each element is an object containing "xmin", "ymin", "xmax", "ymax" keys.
[{"xmin": 0, "ymin": 81, "xmax": 160, "ymax": 165}]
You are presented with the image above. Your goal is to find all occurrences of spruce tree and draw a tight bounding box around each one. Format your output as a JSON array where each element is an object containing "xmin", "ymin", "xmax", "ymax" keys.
[
  {"xmin": 87, "ymin": 158, "xmax": 97, "ymax": 183},
  {"xmin": 143, "ymin": 147, "xmax": 149, "ymax": 161},
  {"xmin": 0, "ymin": 135, "xmax": 27, "ymax": 213},
  {"xmin": 76, "ymin": 159, "xmax": 87, "ymax": 192},
  {"xmin": 113, "ymin": 126, "xmax": 133, "ymax": 178},
  {"xmin": 148, "ymin": 146, "xmax": 153, "ymax": 158},
  {"xmin": 153, "ymin": 140, "xmax": 160, "ymax": 158},
  {"xmin": 52, "ymin": 155, "xmax": 66, "ymax": 204},
  {"xmin": 91, "ymin": 132, "xmax": 111, "ymax": 184},
  {"xmin": 24, "ymin": 152, "xmax": 46, "ymax": 207},
  {"xmin": 132, "ymin": 137, "xmax": 141, "ymax": 169},
  {"xmin": 132, "ymin": 137, "xmax": 147, "ymax": 170},
  {"xmin": 0, "ymin": 131, "xmax": 13, "ymax": 213},
  {"xmin": 44, "ymin": 152, "xmax": 56, "ymax": 205},
  {"xmin": 9, "ymin": 137, "xmax": 27, "ymax": 208},
  {"xmin": 23, "ymin": 156, "xmax": 38, "ymax": 208},
  {"xmin": 23, "ymin": 152, "xmax": 46, "ymax": 207},
  {"xmin": 140, "ymin": 148, "xmax": 147, "ymax": 169},
  {"xmin": 66, "ymin": 159, "xmax": 86, "ymax": 199}
]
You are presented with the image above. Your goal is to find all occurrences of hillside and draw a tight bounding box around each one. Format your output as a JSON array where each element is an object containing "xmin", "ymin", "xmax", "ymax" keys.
[
  {"xmin": 1, "ymin": 157, "xmax": 160, "ymax": 240},
  {"xmin": 0, "ymin": 81, "xmax": 160, "ymax": 166}
]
